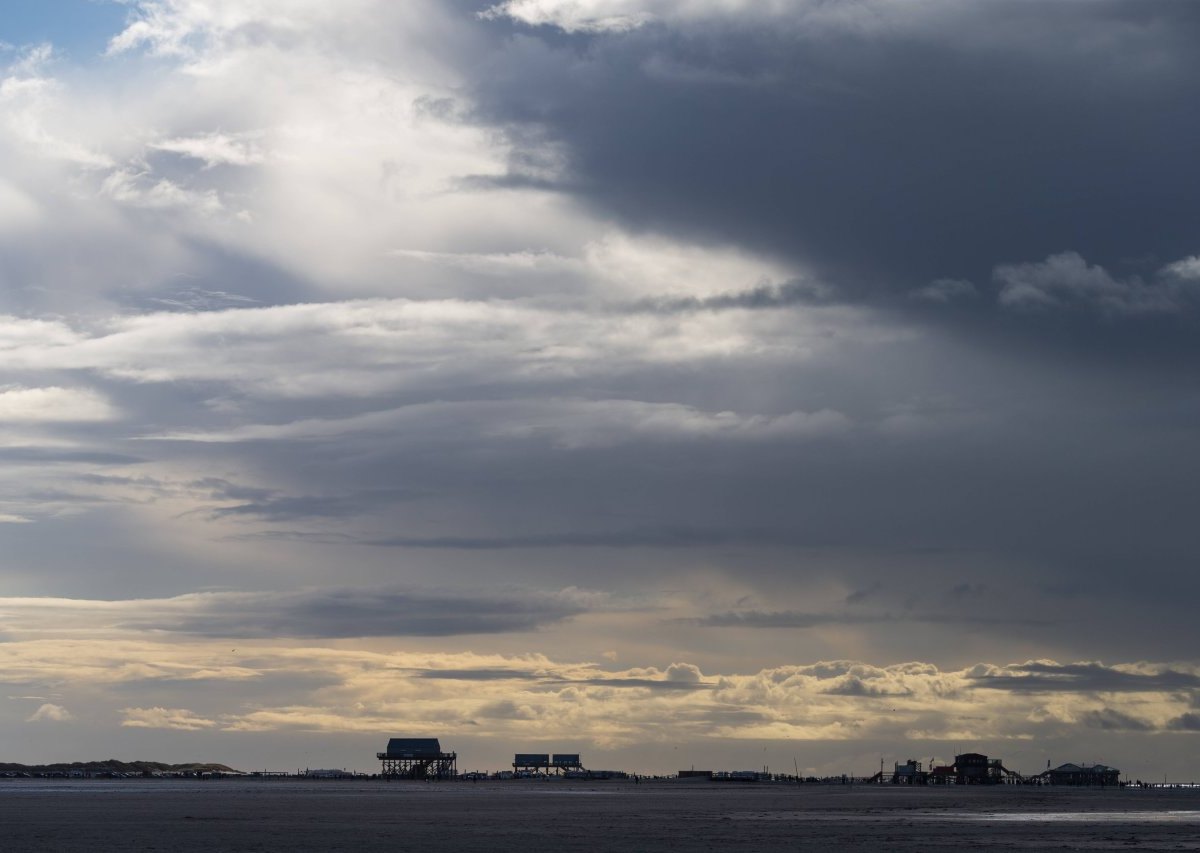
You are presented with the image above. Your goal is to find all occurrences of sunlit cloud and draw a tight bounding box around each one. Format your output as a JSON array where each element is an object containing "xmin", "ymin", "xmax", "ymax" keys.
[{"xmin": 27, "ymin": 703, "xmax": 73, "ymax": 723}]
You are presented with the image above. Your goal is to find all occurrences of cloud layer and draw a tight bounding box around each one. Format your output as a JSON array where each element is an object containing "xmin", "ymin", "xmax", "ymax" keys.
[
  {"xmin": 1, "ymin": 596, "xmax": 1196, "ymax": 773},
  {"xmin": 0, "ymin": 0, "xmax": 1198, "ymax": 774}
]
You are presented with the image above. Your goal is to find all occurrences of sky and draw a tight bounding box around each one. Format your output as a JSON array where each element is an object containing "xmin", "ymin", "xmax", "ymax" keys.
[{"xmin": 1, "ymin": 0, "xmax": 1199, "ymax": 779}]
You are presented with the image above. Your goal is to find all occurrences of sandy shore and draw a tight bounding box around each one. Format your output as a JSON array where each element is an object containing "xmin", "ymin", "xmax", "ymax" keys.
[{"xmin": 1, "ymin": 780, "xmax": 1198, "ymax": 851}]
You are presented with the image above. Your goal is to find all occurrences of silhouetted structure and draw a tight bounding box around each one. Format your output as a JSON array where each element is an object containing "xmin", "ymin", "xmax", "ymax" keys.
[
  {"xmin": 513, "ymin": 752, "xmax": 585, "ymax": 774},
  {"xmin": 929, "ymin": 764, "xmax": 956, "ymax": 784},
  {"xmin": 914, "ymin": 753, "xmax": 1022, "ymax": 784},
  {"xmin": 892, "ymin": 760, "xmax": 926, "ymax": 784},
  {"xmin": 513, "ymin": 753, "xmax": 549, "ymax": 774},
  {"xmin": 1043, "ymin": 763, "xmax": 1120, "ymax": 786},
  {"xmin": 378, "ymin": 738, "xmax": 457, "ymax": 780},
  {"xmin": 552, "ymin": 753, "xmax": 583, "ymax": 772},
  {"xmin": 955, "ymin": 752, "xmax": 990, "ymax": 784}
]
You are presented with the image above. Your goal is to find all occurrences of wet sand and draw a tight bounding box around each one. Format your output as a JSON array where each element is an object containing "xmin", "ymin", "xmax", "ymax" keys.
[{"xmin": 2, "ymin": 780, "xmax": 1198, "ymax": 851}]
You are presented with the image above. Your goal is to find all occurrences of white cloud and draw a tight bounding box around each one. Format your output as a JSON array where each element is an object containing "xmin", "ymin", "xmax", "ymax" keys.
[
  {"xmin": 0, "ymin": 178, "xmax": 41, "ymax": 228},
  {"xmin": 665, "ymin": 661, "xmax": 704, "ymax": 682},
  {"xmin": 0, "ymin": 0, "xmax": 814, "ymax": 318},
  {"xmin": 149, "ymin": 399, "xmax": 849, "ymax": 447},
  {"xmin": 0, "ymin": 74, "xmax": 113, "ymax": 169},
  {"xmin": 1161, "ymin": 255, "xmax": 1200, "ymax": 280},
  {"xmin": 121, "ymin": 707, "xmax": 217, "ymax": 730},
  {"xmin": 0, "ymin": 386, "xmax": 117, "ymax": 423},
  {"xmin": 482, "ymin": 400, "xmax": 850, "ymax": 447},
  {"xmin": 389, "ymin": 248, "xmax": 585, "ymax": 278},
  {"xmin": 0, "ymin": 618, "xmax": 1193, "ymax": 756},
  {"xmin": 0, "ymin": 295, "xmax": 871, "ymax": 398},
  {"xmin": 106, "ymin": 0, "xmax": 388, "ymax": 59},
  {"xmin": 151, "ymin": 131, "xmax": 267, "ymax": 167},
  {"xmin": 482, "ymin": 0, "xmax": 656, "ymax": 33},
  {"xmin": 0, "ymin": 586, "xmax": 610, "ymax": 640},
  {"xmin": 0, "ymin": 0, "xmax": 533, "ymax": 309},
  {"xmin": 0, "ymin": 316, "xmax": 81, "ymax": 350},
  {"xmin": 99, "ymin": 169, "xmax": 223, "ymax": 214},
  {"xmin": 27, "ymin": 703, "xmax": 73, "ymax": 722},
  {"xmin": 482, "ymin": 0, "xmax": 950, "ymax": 34},
  {"xmin": 994, "ymin": 251, "xmax": 1197, "ymax": 315},
  {"xmin": 582, "ymin": 232, "xmax": 801, "ymax": 299},
  {"xmin": 9, "ymin": 43, "xmax": 55, "ymax": 77}
]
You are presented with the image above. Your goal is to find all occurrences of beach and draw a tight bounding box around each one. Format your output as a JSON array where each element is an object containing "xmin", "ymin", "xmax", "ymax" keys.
[{"xmin": 2, "ymin": 780, "xmax": 1198, "ymax": 851}]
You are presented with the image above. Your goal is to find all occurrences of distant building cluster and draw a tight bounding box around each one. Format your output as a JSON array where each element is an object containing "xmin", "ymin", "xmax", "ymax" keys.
[
  {"xmin": 888, "ymin": 753, "xmax": 1016, "ymax": 785},
  {"xmin": 377, "ymin": 739, "xmax": 1125, "ymax": 787},
  {"xmin": 376, "ymin": 740, "xmax": 630, "ymax": 781},
  {"xmin": 885, "ymin": 754, "xmax": 1120, "ymax": 786},
  {"xmin": 0, "ymin": 747, "xmax": 1137, "ymax": 787},
  {"xmin": 1044, "ymin": 763, "xmax": 1121, "ymax": 787}
]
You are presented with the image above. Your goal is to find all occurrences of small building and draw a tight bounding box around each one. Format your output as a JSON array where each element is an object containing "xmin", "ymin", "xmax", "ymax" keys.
[
  {"xmin": 514, "ymin": 752, "xmax": 586, "ymax": 775},
  {"xmin": 955, "ymin": 753, "xmax": 991, "ymax": 784},
  {"xmin": 306, "ymin": 768, "xmax": 356, "ymax": 779},
  {"xmin": 892, "ymin": 759, "xmax": 927, "ymax": 785},
  {"xmin": 377, "ymin": 737, "xmax": 457, "ymax": 780},
  {"xmin": 1045, "ymin": 763, "xmax": 1120, "ymax": 786},
  {"xmin": 929, "ymin": 765, "xmax": 956, "ymax": 784},
  {"xmin": 552, "ymin": 754, "xmax": 583, "ymax": 772},
  {"xmin": 513, "ymin": 753, "xmax": 550, "ymax": 774}
]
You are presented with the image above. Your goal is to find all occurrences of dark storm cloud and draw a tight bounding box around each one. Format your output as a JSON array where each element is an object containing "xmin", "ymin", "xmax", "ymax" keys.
[
  {"xmin": 968, "ymin": 662, "xmax": 1200, "ymax": 693},
  {"xmin": 624, "ymin": 279, "xmax": 827, "ymax": 314},
  {"xmin": 124, "ymin": 588, "xmax": 595, "ymax": 638},
  {"xmin": 365, "ymin": 525, "xmax": 777, "ymax": 549},
  {"xmin": 208, "ymin": 492, "xmax": 411, "ymax": 522},
  {"xmin": 1080, "ymin": 708, "xmax": 1154, "ymax": 732},
  {"xmin": 473, "ymin": 1, "xmax": 1200, "ymax": 301},
  {"xmin": 693, "ymin": 610, "xmax": 889, "ymax": 628},
  {"xmin": 1168, "ymin": 713, "xmax": 1200, "ymax": 732},
  {"xmin": 78, "ymin": 473, "xmax": 170, "ymax": 490},
  {"xmin": 410, "ymin": 667, "xmax": 712, "ymax": 691},
  {"xmin": 821, "ymin": 678, "xmax": 913, "ymax": 698},
  {"xmin": 568, "ymin": 677, "xmax": 712, "ymax": 691},
  {"xmin": 191, "ymin": 478, "xmax": 275, "ymax": 502},
  {"xmin": 946, "ymin": 583, "xmax": 987, "ymax": 601},
  {"xmin": 474, "ymin": 699, "xmax": 537, "ymax": 719},
  {"xmin": 413, "ymin": 668, "xmax": 537, "ymax": 681},
  {"xmin": 188, "ymin": 478, "xmax": 421, "ymax": 522},
  {"xmin": 415, "ymin": 667, "xmax": 710, "ymax": 695},
  {"xmin": 116, "ymin": 356, "xmax": 1200, "ymax": 663},
  {"xmin": 112, "ymin": 670, "xmax": 338, "ymax": 694},
  {"xmin": 0, "ymin": 448, "xmax": 145, "ymax": 465},
  {"xmin": 219, "ymin": 530, "xmax": 358, "ymax": 545},
  {"xmin": 22, "ymin": 488, "xmax": 109, "ymax": 504},
  {"xmin": 148, "ymin": 374, "xmax": 1198, "ymax": 661},
  {"xmin": 689, "ymin": 611, "xmax": 1050, "ymax": 629},
  {"xmin": 672, "ymin": 707, "xmax": 771, "ymax": 726},
  {"xmin": 843, "ymin": 582, "xmax": 882, "ymax": 605}
]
